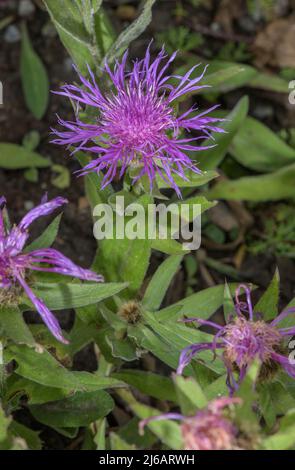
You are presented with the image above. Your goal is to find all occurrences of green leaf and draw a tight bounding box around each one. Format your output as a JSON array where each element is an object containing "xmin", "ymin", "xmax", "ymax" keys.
[
  {"xmin": 176, "ymin": 60, "xmax": 256, "ymax": 95},
  {"xmin": 44, "ymin": 0, "xmax": 99, "ymax": 73},
  {"xmin": 24, "ymin": 167, "xmax": 39, "ymax": 183},
  {"xmin": 223, "ymin": 280, "xmax": 236, "ymax": 324},
  {"xmin": 276, "ymin": 297, "xmax": 295, "ymax": 329},
  {"xmin": 170, "ymin": 55, "xmax": 290, "ymax": 97},
  {"xmin": 113, "ymin": 370, "xmax": 177, "ymax": 403},
  {"xmin": 156, "ymin": 283, "xmax": 240, "ymax": 322},
  {"xmin": 93, "ymin": 194, "xmax": 152, "ymax": 295},
  {"xmin": 106, "ymin": 333, "xmax": 139, "ymax": 362},
  {"xmin": 230, "ymin": 117, "xmax": 295, "ymax": 172},
  {"xmin": 137, "ymin": 405, "xmax": 182, "ymax": 450},
  {"xmin": 94, "ymin": 8, "xmax": 115, "ymax": 57},
  {"xmin": 0, "ymin": 406, "xmax": 10, "ymax": 443},
  {"xmin": 29, "ymin": 390, "xmax": 114, "ymax": 428},
  {"xmin": 22, "ymin": 130, "xmax": 40, "ymax": 151},
  {"xmin": 20, "ymin": 23, "xmax": 49, "ymax": 119},
  {"xmin": 27, "ymin": 281, "xmax": 128, "ymax": 310},
  {"xmin": 262, "ymin": 410, "xmax": 295, "ymax": 450},
  {"xmin": 0, "ymin": 306, "xmax": 35, "ymax": 346},
  {"xmin": 254, "ymin": 269, "xmax": 280, "ymax": 321},
  {"xmin": 235, "ymin": 361, "xmax": 260, "ymax": 426},
  {"xmin": 142, "ymin": 312, "xmax": 224, "ymax": 374},
  {"xmin": 129, "ymin": 324, "xmax": 195, "ymax": 375},
  {"xmin": 0, "ymin": 144, "xmax": 50, "ymax": 169},
  {"xmin": 151, "ymin": 238, "xmax": 188, "ymax": 255},
  {"xmin": 249, "ymin": 72, "xmax": 289, "ymax": 93},
  {"xmin": 119, "ymin": 390, "xmax": 182, "ymax": 450},
  {"xmin": 259, "ymin": 382, "xmax": 295, "ymax": 428},
  {"xmin": 173, "ymin": 375, "xmax": 207, "ymax": 415},
  {"xmin": 207, "ymin": 163, "xmax": 295, "ymax": 201},
  {"xmin": 204, "ymin": 374, "xmax": 228, "ymax": 400},
  {"xmin": 94, "ymin": 418, "xmax": 106, "ymax": 450},
  {"xmin": 51, "ymin": 164, "xmax": 70, "ymax": 189},
  {"xmin": 5, "ymin": 344, "xmax": 80, "ymax": 389},
  {"xmin": 9, "ymin": 421, "xmax": 42, "ymax": 450},
  {"xmin": 142, "ymin": 255, "xmax": 183, "ymax": 311},
  {"xmin": 201, "ymin": 61, "xmax": 257, "ymax": 93},
  {"xmin": 156, "ymin": 170, "xmax": 217, "ymax": 189},
  {"xmin": 105, "ymin": 0, "xmax": 156, "ymax": 63},
  {"xmin": 25, "ymin": 214, "xmax": 62, "ymax": 252},
  {"xmin": 6, "ymin": 376, "xmax": 68, "ymax": 405},
  {"xmin": 110, "ymin": 432, "xmax": 136, "ymax": 450},
  {"xmin": 5, "ymin": 344, "xmax": 124, "ymax": 391},
  {"xmin": 77, "ymin": 152, "xmax": 114, "ymax": 208},
  {"xmin": 176, "ymin": 196, "xmax": 216, "ymax": 218},
  {"xmin": 199, "ymin": 96, "xmax": 249, "ymax": 170}
]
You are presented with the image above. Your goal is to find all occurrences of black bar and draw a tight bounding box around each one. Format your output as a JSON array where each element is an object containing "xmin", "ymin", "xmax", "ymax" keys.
[{"xmin": 0, "ymin": 449, "xmax": 294, "ymax": 464}]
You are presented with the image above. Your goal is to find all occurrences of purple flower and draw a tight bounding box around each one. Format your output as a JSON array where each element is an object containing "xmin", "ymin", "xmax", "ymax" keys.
[
  {"xmin": 139, "ymin": 397, "xmax": 242, "ymax": 450},
  {"xmin": 177, "ymin": 284, "xmax": 295, "ymax": 394},
  {"xmin": 52, "ymin": 45, "xmax": 225, "ymax": 197},
  {"xmin": 0, "ymin": 196, "xmax": 103, "ymax": 344}
]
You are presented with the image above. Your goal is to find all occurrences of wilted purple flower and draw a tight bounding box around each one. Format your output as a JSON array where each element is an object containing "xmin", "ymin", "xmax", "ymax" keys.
[
  {"xmin": 139, "ymin": 397, "xmax": 242, "ymax": 450},
  {"xmin": 0, "ymin": 196, "xmax": 103, "ymax": 344},
  {"xmin": 52, "ymin": 45, "xmax": 225, "ymax": 197},
  {"xmin": 177, "ymin": 284, "xmax": 295, "ymax": 394}
]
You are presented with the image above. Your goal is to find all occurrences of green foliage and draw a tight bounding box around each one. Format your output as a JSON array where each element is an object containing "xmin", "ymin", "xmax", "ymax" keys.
[
  {"xmin": 248, "ymin": 204, "xmax": 295, "ymax": 258},
  {"xmin": 207, "ymin": 163, "xmax": 295, "ymax": 201},
  {"xmin": 0, "ymin": 144, "xmax": 50, "ymax": 170},
  {"xmin": 156, "ymin": 26, "xmax": 203, "ymax": 55},
  {"xmin": 20, "ymin": 23, "xmax": 49, "ymax": 120}
]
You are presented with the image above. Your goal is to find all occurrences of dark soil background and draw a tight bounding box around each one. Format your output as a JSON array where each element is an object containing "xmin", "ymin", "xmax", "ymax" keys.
[{"xmin": 1, "ymin": 0, "xmax": 295, "ymax": 449}]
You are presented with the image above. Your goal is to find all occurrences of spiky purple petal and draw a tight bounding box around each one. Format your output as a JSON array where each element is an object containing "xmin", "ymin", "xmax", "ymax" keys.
[
  {"xmin": 53, "ymin": 45, "xmax": 224, "ymax": 196},
  {"xmin": 0, "ymin": 197, "xmax": 104, "ymax": 343}
]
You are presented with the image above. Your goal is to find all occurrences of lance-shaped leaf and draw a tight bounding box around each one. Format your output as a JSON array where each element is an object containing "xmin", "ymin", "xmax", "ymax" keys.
[
  {"xmin": 113, "ymin": 370, "xmax": 177, "ymax": 403},
  {"xmin": 23, "ymin": 281, "xmax": 128, "ymax": 310},
  {"xmin": 230, "ymin": 116, "xmax": 295, "ymax": 172},
  {"xmin": 5, "ymin": 344, "xmax": 124, "ymax": 391},
  {"xmin": 156, "ymin": 283, "xmax": 240, "ymax": 322},
  {"xmin": 105, "ymin": 0, "xmax": 156, "ymax": 63},
  {"xmin": 29, "ymin": 390, "xmax": 114, "ymax": 428},
  {"xmin": 207, "ymin": 163, "xmax": 295, "ymax": 202},
  {"xmin": 143, "ymin": 254, "xmax": 183, "ymax": 311},
  {"xmin": 44, "ymin": 0, "xmax": 100, "ymax": 73},
  {"xmin": 20, "ymin": 24, "xmax": 49, "ymax": 119},
  {"xmin": 0, "ymin": 306, "xmax": 35, "ymax": 346},
  {"xmin": 199, "ymin": 96, "xmax": 249, "ymax": 171},
  {"xmin": 118, "ymin": 390, "xmax": 182, "ymax": 450},
  {"xmin": 254, "ymin": 269, "xmax": 280, "ymax": 321},
  {"xmin": 25, "ymin": 214, "xmax": 62, "ymax": 252},
  {"xmin": 0, "ymin": 144, "xmax": 50, "ymax": 169}
]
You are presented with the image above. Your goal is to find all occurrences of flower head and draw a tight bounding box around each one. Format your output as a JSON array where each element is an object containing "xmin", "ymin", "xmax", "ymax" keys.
[
  {"xmin": 177, "ymin": 284, "xmax": 295, "ymax": 394},
  {"xmin": 52, "ymin": 45, "xmax": 224, "ymax": 197},
  {"xmin": 139, "ymin": 397, "xmax": 242, "ymax": 450},
  {"xmin": 0, "ymin": 196, "xmax": 103, "ymax": 343}
]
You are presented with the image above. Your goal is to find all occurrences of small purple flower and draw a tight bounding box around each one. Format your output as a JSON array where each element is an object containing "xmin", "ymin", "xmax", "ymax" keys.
[
  {"xmin": 52, "ymin": 45, "xmax": 225, "ymax": 197},
  {"xmin": 177, "ymin": 284, "xmax": 295, "ymax": 394},
  {"xmin": 139, "ymin": 397, "xmax": 242, "ymax": 450},
  {"xmin": 0, "ymin": 196, "xmax": 103, "ymax": 344}
]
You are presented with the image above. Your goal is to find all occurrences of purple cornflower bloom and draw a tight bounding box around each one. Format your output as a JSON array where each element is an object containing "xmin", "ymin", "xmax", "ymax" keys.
[
  {"xmin": 0, "ymin": 196, "xmax": 103, "ymax": 344},
  {"xmin": 177, "ymin": 284, "xmax": 295, "ymax": 394},
  {"xmin": 139, "ymin": 397, "xmax": 242, "ymax": 450},
  {"xmin": 52, "ymin": 45, "xmax": 225, "ymax": 197}
]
